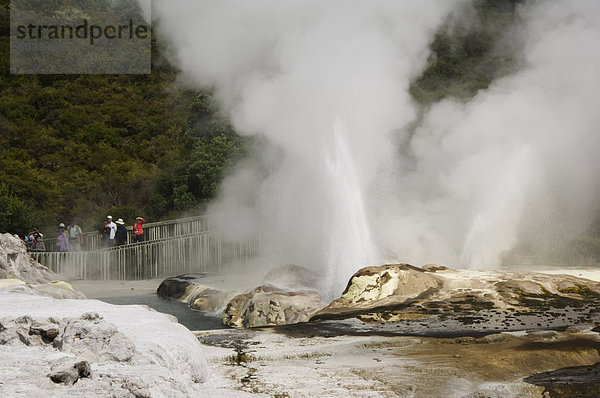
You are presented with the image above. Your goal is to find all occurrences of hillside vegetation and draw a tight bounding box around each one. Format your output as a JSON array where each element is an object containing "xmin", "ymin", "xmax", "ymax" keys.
[{"xmin": 0, "ymin": 1, "xmax": 247, "ymax": 236}]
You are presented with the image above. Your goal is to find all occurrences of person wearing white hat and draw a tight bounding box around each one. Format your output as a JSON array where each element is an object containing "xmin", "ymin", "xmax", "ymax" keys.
[
  {"xmin": 115, "ymin": 218, "xmax": 128, "ymax": 246},
  {"xmin": 106, "ymin": 215, "xmax": 117, "ymax": 246}
]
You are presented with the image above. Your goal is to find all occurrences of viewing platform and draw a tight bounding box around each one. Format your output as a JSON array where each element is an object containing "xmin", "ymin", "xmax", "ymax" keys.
[{"xmin": 31, "ymin": 215, "xmax": 259, "ymax": 280}]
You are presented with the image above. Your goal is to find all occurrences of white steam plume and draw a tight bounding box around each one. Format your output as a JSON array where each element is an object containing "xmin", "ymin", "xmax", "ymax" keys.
[
  {"xmin": 387, "ymin": 0, "xmax": 600, "ymax": 269},
  {"xmin": 151, "ymin": 1, "xmax": 600, "ymax": 296}
]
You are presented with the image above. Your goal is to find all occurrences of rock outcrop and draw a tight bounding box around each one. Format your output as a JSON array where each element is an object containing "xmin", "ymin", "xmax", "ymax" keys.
[
  {"xmin": 222, "ymin": 284, "xmax": 323, "ymax": 328},
  {"xmin": 0, "ymin": 233, "xmax": 85, "ymax": 299},
  {"xmin": 0, "ymin": 233, "xmax": 53, "ymax": 284},
  {"xmin": 220, "ymin": 264, "xmax": 325, "ymax": 328},
  {"xmin": 314, "ymin": 263, "xmax": 441, "ymax": 320},
  {"xmin": 159, "ymin": 265, "xmax": 325, "ymax": 327},
  {"xmin": 0, "ymin": 312, "xmax": 135, "ymax": 362},
  {"xmin": 312, "ymin": 264, "xmax": 600, "ymax": 333}
]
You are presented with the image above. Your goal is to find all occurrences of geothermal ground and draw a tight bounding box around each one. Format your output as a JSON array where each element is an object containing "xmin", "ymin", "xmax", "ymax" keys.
[
  {"xmin": 71, "ymin": 267, "xmax": 600, "ymax": 397},
  {"xmin": 196, "ymin": 326, "xmax": 599, "ymax": 397}
]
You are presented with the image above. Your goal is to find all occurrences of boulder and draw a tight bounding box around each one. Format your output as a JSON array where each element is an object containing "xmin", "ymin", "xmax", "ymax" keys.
[
  {"xmin": 222, "ymin": 284, "xmax": 323, "ymax": 328},
  {"xmin": 0, "ymin": 233, "xmax": 54, "ymax": 284},
  {"xmin": 48, "ymin": 360, "xmax": 91, "ymax": 385},
  {"xmin": 157, "ymin": 273, "xmax": 204, "ymax": 300},
  {"xmin": 220, "ymin": 264, "xmax": 325, "ymax": 328}
]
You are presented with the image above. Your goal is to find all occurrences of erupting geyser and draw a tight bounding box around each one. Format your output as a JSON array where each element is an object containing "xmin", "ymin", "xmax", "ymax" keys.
[{"xmin": 150, "ymin": 0, "xmax": 600, "ymax": 297}]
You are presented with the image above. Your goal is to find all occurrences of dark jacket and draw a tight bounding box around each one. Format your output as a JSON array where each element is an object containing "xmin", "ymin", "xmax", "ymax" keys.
[{"xmin": 115, "ymin": 225, "xmax": 128, "ymax": 245}]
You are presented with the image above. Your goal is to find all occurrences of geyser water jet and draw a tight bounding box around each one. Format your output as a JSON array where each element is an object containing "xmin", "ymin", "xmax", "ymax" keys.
[
  {"xmin": 321, "ymin": 118, "xmax": 377, "ymax": 296},
  {"xmin": 151, "ymin": 0, "xmax": 600, "ymax": 297}
]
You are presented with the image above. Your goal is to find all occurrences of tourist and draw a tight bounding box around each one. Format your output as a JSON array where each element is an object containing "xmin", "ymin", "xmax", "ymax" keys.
[
  {"xmin": 133, "ymin": 216, "xmax": 145, "ymax": 243},
  {"xmin": 27, "ymin": 227, "xmax": 44, "ymax": 251},
  {"xmin": 56, "ymin": 223, "xmax": 69, "ymax": 252},
  {"xmin": 100, "ymin": 221, "xmax": 110, "ymax": 248},
  {"xmin": 67, "ymin": 219, "xmax": 83, "ymax": 251},
  {"xmin": 28, "ymin": 227, "xmax": 43, "ymax": 244},
  {"xmin": 106, "ymin": 215, "xmax": 117, "ymax": 246},
  {"xmin": 115, "ymin": 218, "xmax": 127, "ymax": 246},
  {"xmin": 29, "ymin": 235, "xmax": 46, "ymax": 252}
]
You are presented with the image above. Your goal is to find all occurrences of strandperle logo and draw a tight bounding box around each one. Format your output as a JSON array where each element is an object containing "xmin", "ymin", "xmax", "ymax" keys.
[
  {"xmin": 14, "ymin": 19, "xmax": 150, "ymax": 45},
  {"xmin": 10, "ymin": 0, "xmax": 151, "ymax": 74}
]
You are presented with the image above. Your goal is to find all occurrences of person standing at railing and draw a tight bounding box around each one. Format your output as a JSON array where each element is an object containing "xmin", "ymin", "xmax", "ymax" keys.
[
  {"xmin": 30, "ymin": 235, "xmax": 46, "ymax": 252},
  {"xmin": 107, "ymin": 215, "xmax": 117, "ymax": 246},
  {"xmin": 133, "ymin": 216, "xmax": 145, "ymax": 243},
  {"xmin": 57, "ymin": 223, "xmax": 69, "ymax": 252},
  {"xmin": 100, "ymin": 220, "xmax": 111, "ymax": 248},
  {"xmin": 115, "ymin": 218, "xmax": 128, "ymax": 246},
  {"xmin": 67, "ymin": 219, "xmax": 83, "ymax": 251},
  {"xmin": 27, "ymin": 227, "xmax": 43, "ymax": 249}
]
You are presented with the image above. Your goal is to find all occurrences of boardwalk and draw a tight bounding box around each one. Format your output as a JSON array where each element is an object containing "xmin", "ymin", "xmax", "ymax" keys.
[
  {"xmin": 31, "ymin": 216, "xmax": 259, "ymax": 280},
  {"xmin": 42, "ymin": 215, "xmax": 217, "ymax": 252}
]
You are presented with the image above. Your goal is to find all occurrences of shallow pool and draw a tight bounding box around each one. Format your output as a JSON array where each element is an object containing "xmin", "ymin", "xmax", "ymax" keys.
[{"xmin": 99, "ymin": 293, "xmax": 228, "ymax": 331}]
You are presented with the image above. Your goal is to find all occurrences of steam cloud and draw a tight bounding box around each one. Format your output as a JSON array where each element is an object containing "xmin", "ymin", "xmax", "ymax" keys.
[{"xmin": 150, "ymin": 0, "xmax": 600, "ymax": 296}]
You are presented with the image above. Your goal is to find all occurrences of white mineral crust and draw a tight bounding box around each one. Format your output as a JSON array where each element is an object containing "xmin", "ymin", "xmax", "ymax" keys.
[{"xmin": 0, "ymin": 292, "xmax": 212, "ymax": 397}]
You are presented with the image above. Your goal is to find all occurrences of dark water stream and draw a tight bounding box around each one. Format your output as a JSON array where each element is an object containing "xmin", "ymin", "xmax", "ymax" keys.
[{"xmin": 99, "ymin": 294, "xmax": 227, "ymax": 331}]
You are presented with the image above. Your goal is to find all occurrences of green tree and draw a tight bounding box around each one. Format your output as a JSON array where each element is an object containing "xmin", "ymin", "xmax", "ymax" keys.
[
  {"xmin": 188, "ymin": 134, "xmax": 246, "ymax": 201},
  {"xmin": 410, "ymin": 0, "xmax": 525, "ymax": 104},
  {"xmin": 0, "ymin": 183, "xmax": 34, "ymax": 235}
]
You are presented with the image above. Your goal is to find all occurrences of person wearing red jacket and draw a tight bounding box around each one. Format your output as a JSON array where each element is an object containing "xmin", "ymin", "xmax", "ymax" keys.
[{"xmin": 133, "ymin": 217, "xmax": 146, "ymax": 243}]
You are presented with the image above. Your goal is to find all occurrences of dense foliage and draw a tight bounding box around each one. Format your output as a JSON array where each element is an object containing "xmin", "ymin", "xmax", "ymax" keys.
[
  {"xmin": 410, "ymin": 0, "xmax": 524, "ymax": 103},
  {"xmin": 0, "ymin": 1, "xmax": 247, "ymax": 236}
]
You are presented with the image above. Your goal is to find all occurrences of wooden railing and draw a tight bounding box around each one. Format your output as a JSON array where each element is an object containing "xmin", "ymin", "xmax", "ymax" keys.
[
  {"xmin": 30, "ymin": 230, "xmax": 260, "ymax": 280},
  {"xmin": 42, "ymin": 215, "xmax": 217, "ymax": 252}
]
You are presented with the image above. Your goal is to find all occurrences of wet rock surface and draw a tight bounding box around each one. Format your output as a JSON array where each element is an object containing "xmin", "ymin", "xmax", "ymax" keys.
[
  {"xmin": 525, "ymin": 361, "xmax": 600, "ymax": 397},
  {"xmin": 196, "ymin": 324, "xmax": 600, "ymax": 397},
  {"xmin": 157, "ymin": 273, "xmax": 207, "ymax": 300},
  {"xmin": 159, "ymin": 265, "xmax": 325, "ymax": 328},
  {"xmin": 157, "ymin": 272, "xmax": 240, "ymax": 312}
]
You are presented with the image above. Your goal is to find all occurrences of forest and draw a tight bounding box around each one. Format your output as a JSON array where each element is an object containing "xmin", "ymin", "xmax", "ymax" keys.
[{"xmin": 0, "ymin": 0, "xmax": 248, "ymax": 236}]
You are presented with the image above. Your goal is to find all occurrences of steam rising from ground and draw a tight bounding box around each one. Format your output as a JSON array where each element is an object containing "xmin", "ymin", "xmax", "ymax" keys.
[{"xmin": 151, "ymin": 1, "xmax": 600, "ymax": 296}]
